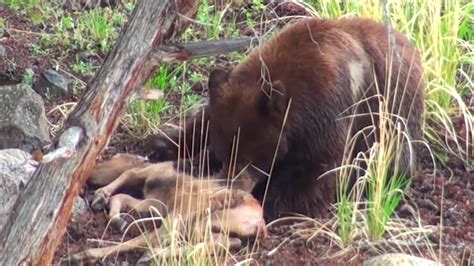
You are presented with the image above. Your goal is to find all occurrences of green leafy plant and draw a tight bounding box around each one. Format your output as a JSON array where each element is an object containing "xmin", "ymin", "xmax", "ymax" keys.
[
  {"xmin": 4, "ymin": 0, "xmax": 39, "ymax": 11},
  {"xmin": 21, "ymin": 69, "xmax": 35, "ymax": 86},
  {"xmin": 84, "ymin": 8, "xmax": 112, "ymax": 52},
  {"xmin": 72, "ymin": 60, "xmax": 96, "ymax": 77},
  {"xmin": 300, "ymin": 0, "xmax": 473, "ymax": 248}
]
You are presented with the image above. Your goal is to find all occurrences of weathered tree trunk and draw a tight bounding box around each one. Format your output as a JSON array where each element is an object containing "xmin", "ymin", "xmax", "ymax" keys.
[{"xmin": 0, "ymin": 1, "xmax": 202, "ymax": 265}]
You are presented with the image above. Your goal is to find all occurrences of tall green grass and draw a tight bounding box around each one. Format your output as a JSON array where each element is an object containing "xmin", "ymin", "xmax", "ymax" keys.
[
  {"xmin": 303, "ymin": 0, "xmax": 473, "ymax": 162},
  {"xmin": 297, "ymin": 0, "xmax": 473, "ymax": 248}
]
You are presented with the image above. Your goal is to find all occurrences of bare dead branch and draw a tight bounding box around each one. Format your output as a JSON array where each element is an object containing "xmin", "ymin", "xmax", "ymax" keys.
[{"xmin": 156, "ymin": 37, "xmax": 257, "ymax": 63}]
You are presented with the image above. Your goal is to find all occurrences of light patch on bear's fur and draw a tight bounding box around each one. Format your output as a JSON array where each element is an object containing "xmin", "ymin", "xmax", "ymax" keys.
[{"xmin": 348, "ymin": 60, "xmax": 366, "ymax": 101}]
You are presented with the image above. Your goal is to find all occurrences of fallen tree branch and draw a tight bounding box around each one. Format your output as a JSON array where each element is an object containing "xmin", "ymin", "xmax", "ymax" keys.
[{"xmin": 156, "ymin": 37, "xmax": 257, "ymax": 62}]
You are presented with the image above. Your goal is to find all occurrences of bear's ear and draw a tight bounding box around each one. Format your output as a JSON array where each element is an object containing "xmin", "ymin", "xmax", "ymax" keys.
[
  {"xmin": 208, "ymin": 69, "xmax": 229, "ymax": 102},
  {"xmin": 266, "ymin": 80, "xmax": 289, "ymax": 116}
]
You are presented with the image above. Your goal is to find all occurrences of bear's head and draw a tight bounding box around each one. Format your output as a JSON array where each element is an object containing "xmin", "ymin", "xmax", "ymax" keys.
[{"xmin": 207, "ymin": 68, "xmax": 291, "ymax": 184}]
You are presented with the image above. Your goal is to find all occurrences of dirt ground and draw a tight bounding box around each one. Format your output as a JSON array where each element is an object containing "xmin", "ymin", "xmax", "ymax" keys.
[
  {"xmin": 1, "ymin": 2, "xmax": 472, "ymax": 266},
  {"xmin": 50, "ymin": 148, "xmax": 473, "ymax": 265}
]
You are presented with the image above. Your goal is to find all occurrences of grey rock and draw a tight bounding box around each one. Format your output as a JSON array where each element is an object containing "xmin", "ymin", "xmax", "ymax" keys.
[
  {"xmin": 71, "ymin": 196, "xmax": 89, "ymax": 222},
  {"xmin": 0, "ymin": 83, "xmax": 51, "ymax": 152},
  {"xmin": 0, "ymin": 149, "xmax": 38, "ymax": 231},
  {"xmin": 0, "ymin": 148, "xmax": 88, "ymax": 230},
  {"xmin": 0, "ymin": 149, "xmax": 37, "ymax": 188},
  {"xmin": 363, "ymin": 253, "xmax": 439, "ymax": 266},
  {"xmin": 0, "ymin": 44, "xmax": 6, "ymax": 59},
  {"xmin": 34, "ymin": 69, "xmax": 72, "ymax": 99}
]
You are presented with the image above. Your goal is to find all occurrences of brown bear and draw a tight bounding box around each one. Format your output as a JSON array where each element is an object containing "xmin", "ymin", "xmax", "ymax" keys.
[{"xmin": 145, "ymin": 17, "xmax": 425, "ymax": 221}]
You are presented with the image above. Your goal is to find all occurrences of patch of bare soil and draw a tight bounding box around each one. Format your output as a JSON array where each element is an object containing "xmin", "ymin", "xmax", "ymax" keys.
[
  {"xmin": 54, "ymin": 208, "xmax": 145, "ymax": 265},
  {"xmin": 0, "ymin": 5, "xmax": 49, "ymax": 84}
]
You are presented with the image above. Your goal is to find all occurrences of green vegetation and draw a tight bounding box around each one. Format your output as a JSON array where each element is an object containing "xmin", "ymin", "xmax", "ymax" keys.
[
  {"xmin": 3, "ymin": 0, "xmax": 40, "ymax": 12},
  {"xmin": 306, "ymin": 0, "xmax": 472, "ymax": 249},
  {"xmin": 0, "ymin": 0, "xmax": 250, "ymax": 138}
]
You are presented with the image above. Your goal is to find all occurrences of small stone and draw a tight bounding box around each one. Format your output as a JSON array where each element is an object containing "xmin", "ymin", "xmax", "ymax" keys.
[
  {"xmin": 397, "ymin": 203, "xmax": 415, "ymax": 218},
  {"xmin": 443, "ymin": 208, "xmax": 452, "ymax": 219},
  {"xmin": 363, "ymin": 253, "xmax": 438, "ymax": 266},
  {"xmin": 33, "ymin": 69, "xmax": 72, "ymax": 99},
  {"xmin": 420, "ymin": 198, "xmax": 439, "ymax": 212},
  {"xmin": 71, "ymin": 197, "xmax": 89, "ymax": 223},
  {"xmin": 0, "ymin": 44, "xmax": 6, "ymax": 59}
]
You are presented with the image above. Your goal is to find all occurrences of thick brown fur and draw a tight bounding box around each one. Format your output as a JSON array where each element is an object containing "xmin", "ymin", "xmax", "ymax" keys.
[
  {"xmin": 145, "ymin": 17, "xmax": 425, "ymax": 220},
  {"xmin": 70, "ymin": 154, "xmax": 266, "ymax": 263}
]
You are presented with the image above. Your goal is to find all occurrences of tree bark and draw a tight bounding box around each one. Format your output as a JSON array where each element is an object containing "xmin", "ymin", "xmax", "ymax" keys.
[{"xmin": 0, "ymin": 1, "xmax": 202, "ymax": 265}]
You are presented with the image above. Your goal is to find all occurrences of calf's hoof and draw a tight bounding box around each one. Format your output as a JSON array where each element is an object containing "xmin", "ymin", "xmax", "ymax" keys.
[
  {"xmin": 91, "ymin": 191, "xmax": 109, "ymax": 211},
  {"xmin": 111, "ymin": 216, "xmax": 129, "ymax": 232}
]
